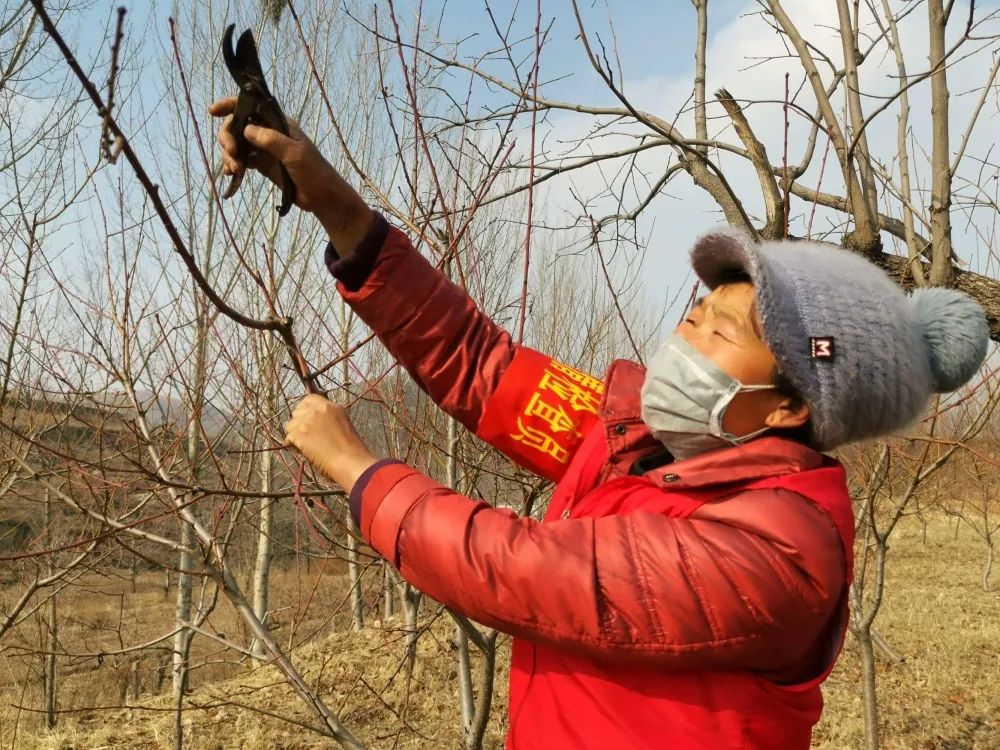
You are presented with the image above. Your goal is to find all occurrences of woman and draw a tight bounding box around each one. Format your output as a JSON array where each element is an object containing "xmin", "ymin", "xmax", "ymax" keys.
[{"xmin": 211, "ymin": 97, "xmax": 988, "ymax": 749}]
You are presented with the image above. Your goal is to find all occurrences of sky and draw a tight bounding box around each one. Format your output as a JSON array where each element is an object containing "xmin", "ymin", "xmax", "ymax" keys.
[
  {"xmin": 416, "ymin": 0, "xmax": 1000, "ymax": 335},
  {"xmin": 11, "ymin": 0, "xmax": 1000, "ymax": 357}
]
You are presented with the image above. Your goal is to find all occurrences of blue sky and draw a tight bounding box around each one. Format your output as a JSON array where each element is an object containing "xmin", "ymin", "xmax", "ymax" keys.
[
  {"xmin": 21, "ymin": 0, "xmax": 1000, "ymax": 358},
  {"xmin": 51, "ymin": 1, "xmax": 746, "ymax": 291},
  {"xmin": 433, "ymin": 0, "xmax": 747, "ymax": 103}
]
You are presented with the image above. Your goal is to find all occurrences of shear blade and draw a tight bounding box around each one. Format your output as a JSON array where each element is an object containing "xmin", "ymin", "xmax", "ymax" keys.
[
  {"xmin": 222, "ymin": 25, "xmax": 267, "ymax": 86},
  {"xmin": 236, "ymin": 30, "xmax": 266, "ymax": 83},
  {"xmin": 221, "ymin": 24, "xmax": 240, "ymax": 82}
]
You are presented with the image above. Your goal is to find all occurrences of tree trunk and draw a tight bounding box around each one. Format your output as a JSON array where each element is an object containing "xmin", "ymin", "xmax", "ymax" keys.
[
  {"xmin": 984, "ymin": 537, "xmax": 994, "ymax": 592},
  {"xmin": 174, "ymin": 303, "xmax": 206, "ymax": 749},
  {"xmin": 251, "ymin": 441, "xmax": 275, "ymax": 660},
  {"xmin": 401, "ymin": 582, "xmax": 421, "ymax": 677},
  {"xmin": 836, "ymin": 0, "xmax": 878, "ymax": 219},
  {"xmin": 857, "ymin": 625, "xmax": 881, "ymax": 750},
  {"xmin": 45, "ymin": 595, "xmax": 56, "ymax": 729},
  {"xmin": 346, "ymin": 519, "xmax": 364, "ymax": 631},
  {"xmin": 130, "ymin": 659, "xmax": 141, "ymax": 701},
  {"xmin": 850, "ymin": 528, "xmax": 893, "ymax": 750},
  {"xmin": 43, "ymin": 490, "xmax": 57, "ymax": 730},
  {"xmin": 252, "ymin": 369, "xmax": 277, "ymax": 661},
  {"xmin": 172, "ymin": 523, "xmax": 194, "ymax": 750},
  {"xmin": 382, "ymin": 563, "xmax": 396, "ymax": 620},
  {"xmin": 456, "ymin": 624, "xmax": 474, "ymax": 739},
  {"xmin": 156, "ymin": 657, "xmax": 168, "ymax": 693},
  {"xmin": 467, "ymin": 630, "xmax": 499, "ymax": 750},
  {"xmin": 446, "ymin": 418, "xmax": 475, "ymax": 739},
  {"xmin": 927, "ymin": 0, "xmax": 954, "ymax": 286},
  {"xmin": 342, "ymin": 304, "xmax": 364, "ymax": 631}
]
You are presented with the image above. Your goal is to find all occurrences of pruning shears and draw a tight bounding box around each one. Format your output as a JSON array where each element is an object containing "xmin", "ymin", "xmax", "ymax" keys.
[{"xmin": 221, "ymin": 24, "xmax": 297, "ymax": 216}]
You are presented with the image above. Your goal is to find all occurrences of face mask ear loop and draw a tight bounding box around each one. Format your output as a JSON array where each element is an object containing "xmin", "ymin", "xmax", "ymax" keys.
[
  {"xmin": 710, "ymin": 384, "xmax": 779, "ymax": 442},
  {"xmin": 709, "ymin": 382, "xmax": 742, "ymax": 438},
  {"xmin": 726, "ymin": 423, "xmax": 773, "ymax": 444}
]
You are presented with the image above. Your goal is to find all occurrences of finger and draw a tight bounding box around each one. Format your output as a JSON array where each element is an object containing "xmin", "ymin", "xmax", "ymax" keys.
[
  {"xmin": 293, "ymin": 395, "xmax": 323, "ymax": 417},
  {"xmin": 288, "ymin": 404, "xmax": 313, "ymax": 424},
  {"xmin": 221, "ymin": 166, "xmax": 244, "ymax": 200},
  {"xmin": 217, "ymin": 114, "xmax": 240, "ymax": 158},
  {"xmin": 244, "ymin": 124, "xmax": 296, "ymax": 160},
  {"xmin": 208, "ymin": 96, "xmax": 238, "ymax": 117},
  {"xmin": 286, "ymin": 117, "xmax": 306, "ymax": 140},
  {"xmin": 221, "ymin": 155, "xmax": 242, "ymax": 177}
]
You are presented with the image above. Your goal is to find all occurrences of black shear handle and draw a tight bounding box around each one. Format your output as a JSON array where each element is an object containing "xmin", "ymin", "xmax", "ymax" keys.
[{"xmin": 275, "ymin": 164, "xmax": 296, "ymax": 216}]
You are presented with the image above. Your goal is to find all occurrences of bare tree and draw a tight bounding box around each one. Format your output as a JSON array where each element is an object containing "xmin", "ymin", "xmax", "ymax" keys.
[
  {"xmin": 5, "ymin": 1, "xmax": 999, "ymax": 748},
  {"xmin": 845, "ymin": 382, "xmax": 1000, "ymax": 750},
  {"xmin": 942, "ymin": 408, "xmax": 1000, "ymax": 591}
]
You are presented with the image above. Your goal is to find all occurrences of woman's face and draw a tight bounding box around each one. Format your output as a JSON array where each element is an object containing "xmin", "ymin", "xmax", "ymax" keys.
[{"xmin": 674, "ymin": 281, "xmax": 808, "ymax": 438}]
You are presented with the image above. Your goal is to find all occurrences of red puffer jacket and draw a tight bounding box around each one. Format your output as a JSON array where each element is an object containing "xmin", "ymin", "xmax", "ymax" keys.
[{"xmin": 327, "ymin": 215, "xmax": 855, "ymax": 750}]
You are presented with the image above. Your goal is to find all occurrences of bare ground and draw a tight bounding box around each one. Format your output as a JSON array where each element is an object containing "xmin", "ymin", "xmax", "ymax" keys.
[{"xmin": 2, "ymin": 514, "xmax": 997, "ymax": 749}]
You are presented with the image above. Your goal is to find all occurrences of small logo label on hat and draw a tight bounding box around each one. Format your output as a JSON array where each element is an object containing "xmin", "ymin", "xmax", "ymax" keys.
[{"xmin": 810, "ymin": 337, "xmax": 835, "ymax": 360}]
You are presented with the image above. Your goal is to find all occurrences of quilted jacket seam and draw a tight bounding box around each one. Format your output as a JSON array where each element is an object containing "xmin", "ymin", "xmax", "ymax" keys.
[
  {"xmin": 710, "ymin": 542, "xmax": 766, "ymax": 624},
  {"xmin": 625, "ymin": 514, "xmax": 666, "ymax": 643},
  {"xmin": 676, "ymin": 526, "xmax": 723, "ymax": 641}
]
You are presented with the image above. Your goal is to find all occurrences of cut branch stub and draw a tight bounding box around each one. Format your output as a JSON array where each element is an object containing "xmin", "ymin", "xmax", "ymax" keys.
[{"xmin": 715, "ymin": 88, "xmax": 786, "ymax": 239}]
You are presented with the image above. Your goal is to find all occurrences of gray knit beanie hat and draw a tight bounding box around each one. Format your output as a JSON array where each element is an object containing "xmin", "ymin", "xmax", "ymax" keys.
[{"xmin": 690, "ymin": 228, "xmax": 990, "ymax": 451}]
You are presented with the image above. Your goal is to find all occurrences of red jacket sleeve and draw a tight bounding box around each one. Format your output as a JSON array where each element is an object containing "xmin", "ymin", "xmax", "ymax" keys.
[
  {"xmin": 354, "ymin": 463, "xmax": 847, "ymax": 680},
  {"xmin": 331, "ymin": 218, "xmax": 603, "ymax": 481}
]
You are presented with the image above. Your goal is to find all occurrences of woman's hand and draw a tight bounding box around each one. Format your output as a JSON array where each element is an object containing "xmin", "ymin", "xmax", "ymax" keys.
[
  {"xmin": 283, "ymin": 395, "xmax": 378, "ymax": 493},
  {"xmin": 209, "ymin": 96, "xmax": 373, "ymax": 252}
]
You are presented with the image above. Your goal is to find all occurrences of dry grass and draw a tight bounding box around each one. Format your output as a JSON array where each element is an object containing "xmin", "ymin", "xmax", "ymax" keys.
[
  {"xmin": 2, "ymin": 513, "xmax": 997, "ymax": 749},
  {"xmin": 9, "ymin": 625, "xmax": 509, "ymax": 750},
  {"xmin": 814, "ymin": 515, "xmax": 1000, "ymax": 750}
]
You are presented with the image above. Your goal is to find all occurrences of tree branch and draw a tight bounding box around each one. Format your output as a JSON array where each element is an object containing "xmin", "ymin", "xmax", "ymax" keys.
[
  {"xmin": 716, "ymin": 88, "xmax": 785, "ymax": 238},
  {"xmin": 767, "ymin": 0, "xmax": 879, "ymax": 250}
]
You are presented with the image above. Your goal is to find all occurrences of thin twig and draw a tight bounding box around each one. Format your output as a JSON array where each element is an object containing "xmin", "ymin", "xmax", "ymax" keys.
[
  {"xmin": 517, "ymin": 0, "xmax": 543, "ymax": 344},
  {"xmin": 782, "ymin": 73, "xmax": 791, "ymax": 238},
  {"xmin": 806, "ymin": 137, "xmax": 831, "ymax": 239},
  {"xmin": 589, "ymin": 216, "xmax": 643, "ymax": 362},
  {"xmin": 101, "ymin": 6, "xmax": 126, "ymax": 163}
]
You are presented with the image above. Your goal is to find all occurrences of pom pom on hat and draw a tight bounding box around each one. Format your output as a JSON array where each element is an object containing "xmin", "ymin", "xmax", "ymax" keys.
[{"xmin": 908, "ymin": 287, "xmax": 989, "ymax": 393}]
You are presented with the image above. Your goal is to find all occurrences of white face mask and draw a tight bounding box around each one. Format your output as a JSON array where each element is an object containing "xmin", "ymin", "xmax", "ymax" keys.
[{"xmin": 640, "ymin": 334, "xmax": 776, "ymax": 461}]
